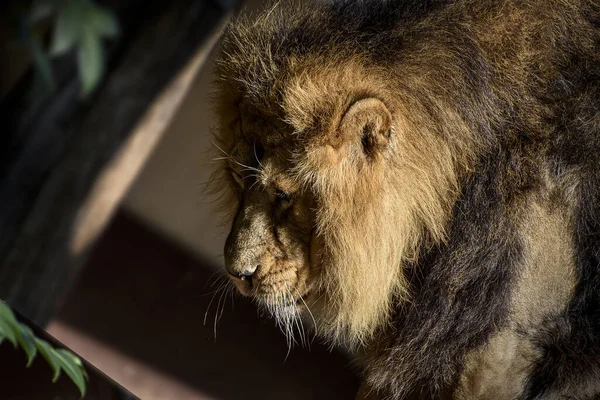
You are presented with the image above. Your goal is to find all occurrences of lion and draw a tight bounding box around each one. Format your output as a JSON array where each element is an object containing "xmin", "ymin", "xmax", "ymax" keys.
[{"xmin": 209, "ymin": 0, "xmax": 600, "ymax": 398}]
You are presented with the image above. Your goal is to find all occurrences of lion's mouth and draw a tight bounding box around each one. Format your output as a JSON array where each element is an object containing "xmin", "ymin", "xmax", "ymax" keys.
[{"xmin": 239, "ymin": 273, "xmax": 253, "ymax": 289}]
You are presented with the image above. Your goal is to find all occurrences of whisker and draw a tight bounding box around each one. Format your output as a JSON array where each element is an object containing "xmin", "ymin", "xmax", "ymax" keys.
[
  {"xmin": 291, "ymin": 286, "xmax": 308, "ymax": 348},
  {"xmin": 233, "ymin": 161, "xmax": 260, "ymax": 172},
  {"xmin": 204, "ymin": 278, "xmax": 228, "ymax": 326},
  {"xmin": 249, "ymin": 179, "xmax": 261, "ymax": 191},
  {"xmin": 214, "ymin": 282, "xmax": 230, "ymax": 340},
  {"xmin": 298, "ymin": 293, "xmax": 317, "ymax": 330},
  {"xmin": 289, "ymin": 289, "xmax": 306, "ymax": 348},
  {"xmin": 205, "ymin": 270, "xmax": 226, "ymax": 290},
  {"xmin": 212, "ymin": 141, "xmax": 230, "ymax": 157},
  {"xmin": 229, "ymin": 284, "xmax": 236, "ymax": 310},
  {"xmin": 254, "ymin": 140, "xmax": 265, "ymax": 169},
  {"xmin": 284, "ymin": 286, "xmax": 298, "ymax": 350},
  {"xmin": 217, "ymin": 281, "xmax": 233, "ymax": 322},
  {"xmin": 200, "ymin": 287, "xmax": 230, "ymax": 297},
  {"xmin": 212, "ymin": 141, "xmax": 260, "ymax": 172}
]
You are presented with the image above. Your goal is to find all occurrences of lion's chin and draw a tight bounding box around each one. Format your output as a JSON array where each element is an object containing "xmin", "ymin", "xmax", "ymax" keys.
[
  {"xmin": 259, "ymin": 298, "xmax": 300, "ymax": 330},
  {"xmin": 254, "ymin": 293, "xmax": 301, "ymax": 313},
  {"xmin": 253, "ymin": 290, "xmax": 318, "ymax": 346}
]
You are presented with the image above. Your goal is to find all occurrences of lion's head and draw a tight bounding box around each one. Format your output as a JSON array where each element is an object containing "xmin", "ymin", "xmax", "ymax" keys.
[{"xmin": 210, "ymin": 2, "xmax": 475, "ymax": 347}]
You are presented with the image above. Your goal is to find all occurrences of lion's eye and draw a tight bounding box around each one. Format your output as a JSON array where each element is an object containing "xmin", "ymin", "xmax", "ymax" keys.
[{"xmin": 275, "ymin": 189, "xmax": 292, "ymax": 202}]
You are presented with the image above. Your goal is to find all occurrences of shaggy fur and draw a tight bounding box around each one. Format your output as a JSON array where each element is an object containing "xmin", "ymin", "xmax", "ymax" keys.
[{"xmin": 210, "ymin": 0, "xmax": 600, "ymax": 398}]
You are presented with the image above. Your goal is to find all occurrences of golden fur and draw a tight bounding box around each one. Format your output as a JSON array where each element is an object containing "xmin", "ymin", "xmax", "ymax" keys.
[{"xmin": 211, "ymin": 52, "xmax": 466, "ymax": 345}]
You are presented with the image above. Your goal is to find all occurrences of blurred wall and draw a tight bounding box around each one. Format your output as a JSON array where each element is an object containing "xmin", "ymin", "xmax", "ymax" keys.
[
  {"xmin": 123, "ymin": 46, "xmax": 226, "ymax": 266},
  {"xmin": 123, "ymin": 0, "xmax": 270, "ymax": 267}
]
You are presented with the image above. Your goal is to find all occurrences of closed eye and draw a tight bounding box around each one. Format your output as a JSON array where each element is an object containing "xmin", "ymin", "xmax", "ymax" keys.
[{"xmin": 275, "ymin": 189, "xmax": 292, "ymax": 202}]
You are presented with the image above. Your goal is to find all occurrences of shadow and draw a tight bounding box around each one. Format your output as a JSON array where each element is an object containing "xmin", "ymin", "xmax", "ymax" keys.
[
  {"xmin": 0, "ymin": 313, "xmax": 137, "ymax": 400},
  {"xmin": 55, "ymin": 210, "xmax": 360, "ymax": 400}
]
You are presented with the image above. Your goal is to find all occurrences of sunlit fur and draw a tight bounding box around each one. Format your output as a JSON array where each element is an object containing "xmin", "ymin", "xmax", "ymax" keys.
[
  {"xmin": 285, "ymin": 60, "xmax": 462, "ymax": 346},
  {"xmin": 210, "ymin": 0, "xmax": 600, "ymax": 398}
]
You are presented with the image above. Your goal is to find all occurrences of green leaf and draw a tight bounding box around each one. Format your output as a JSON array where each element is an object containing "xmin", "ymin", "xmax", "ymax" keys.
[
  {"xmin": 57, "ymin": 348, "xmax": 88, "ymax": 379},
  {"xmin": 0, "ymin": 301, "xmax": 19, "ymax": 347},
  {"xmin": 52, "ymin": 1, "xmax": 119, "ymax": 53},
  {"xmin": 78, "ymin": 24, "xmax": 104, "ymax": 97},
  {"xmin": 35, "ymin": 338, "xmax": 62, "ymax": 382},
  {"xmin": 89, "ymin": 6, "xmax": 119, "ymax": 38},
  {"xmin": 0, "ymin": 301, "xmax": 20, "ymax": 347},
  {"xmin": 16, "ymin": 323, "xmax": 38, "ymax": 367},
  {"xmin": 0, "ymin": 302, "xmax": 87, "ymax": 396},
  {"xmin": 50, "ymin": 0, "xmax": 120, "ymax": 96},
  {"xmin": 0, "ymin": 301, "xmax": 19, "ymax": 329},
  {"xmin": 50, "ymin": 1, "xmax": 80, "ymax": 56},
  {"xmin": 0, "ymin": 316, "xmax": 18, "ymax": 348},
  {"xmin": 54, "ymin": 348, "xmax": 88, "ymax": 397}
]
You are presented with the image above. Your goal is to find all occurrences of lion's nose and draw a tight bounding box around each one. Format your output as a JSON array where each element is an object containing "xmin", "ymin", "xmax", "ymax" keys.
[
  {"xmin": 226, "ymin": 264, "xmax": 258, "ymax": 290},
  {"xmin": 238, "ymin": 265, "xmax": 258, "ymax": 279},
  {"xmin": 239, "ymin": 267, "xmax": 256, "ymax": 287},
  {"xmin": 225, "ymin": 262, "xmax": 258, "ymax": 277}
]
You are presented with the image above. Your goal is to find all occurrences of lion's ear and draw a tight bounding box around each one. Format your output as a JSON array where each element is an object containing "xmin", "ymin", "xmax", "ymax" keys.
[{"xmin": 339, "ymin": 98, "xmax": 392, "ymax": 157}]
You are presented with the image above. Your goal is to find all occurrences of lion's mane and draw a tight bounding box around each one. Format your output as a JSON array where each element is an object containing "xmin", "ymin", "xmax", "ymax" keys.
[{"xmin": 213, "ymin": 0, "xmax": 600, "ymax": 398}]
